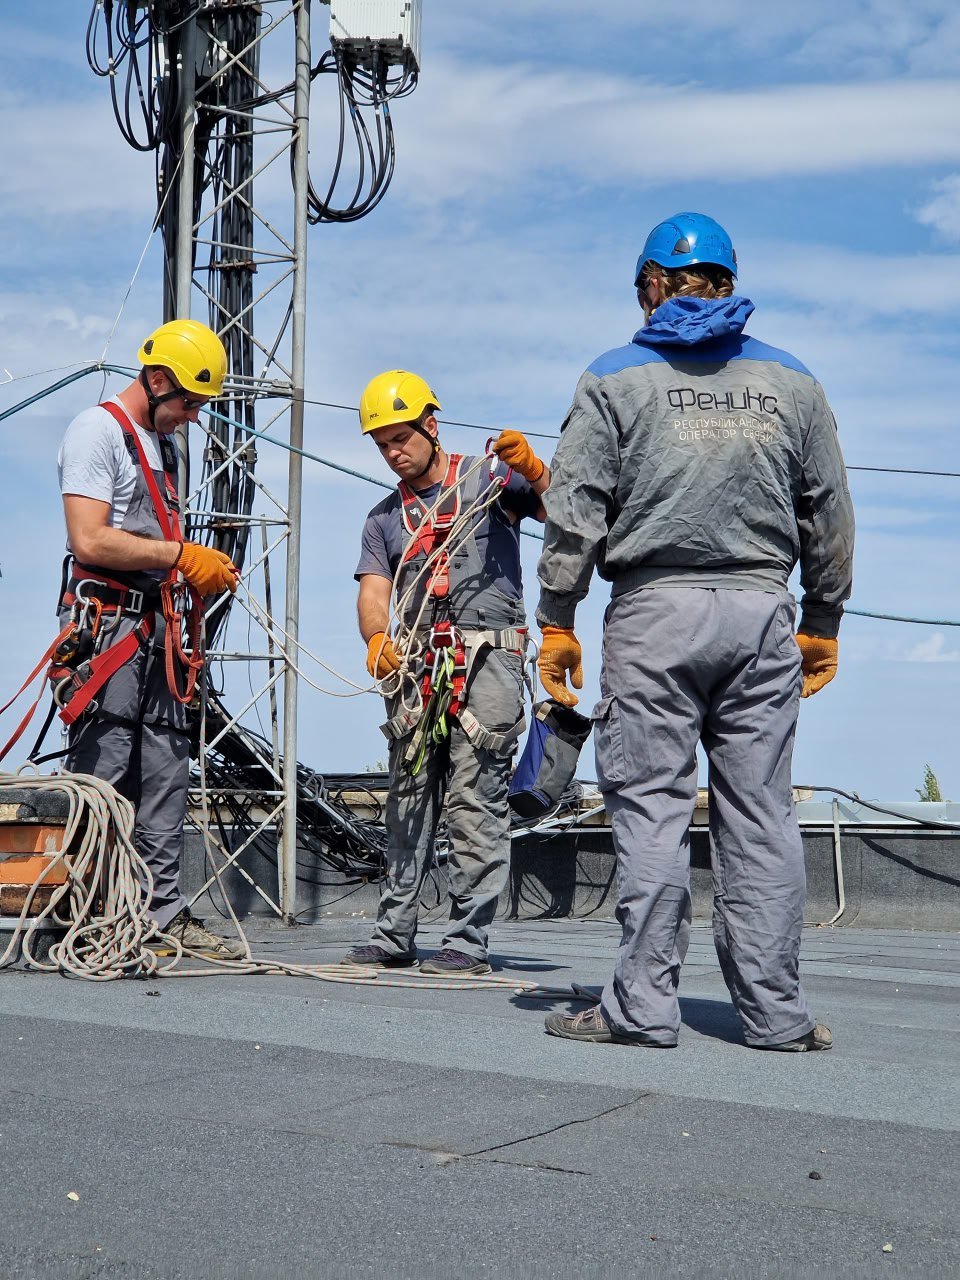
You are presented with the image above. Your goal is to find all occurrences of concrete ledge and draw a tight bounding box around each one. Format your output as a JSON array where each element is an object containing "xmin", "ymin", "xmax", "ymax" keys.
[{"xmin": 182, "ymin": 821, "xmax": 960, "ymax": 931}]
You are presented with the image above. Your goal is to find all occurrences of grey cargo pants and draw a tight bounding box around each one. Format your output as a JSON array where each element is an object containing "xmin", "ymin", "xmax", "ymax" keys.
[
  {"xmin": 371, "ymin": 648, "xmax": 525, "ymax": 960},
  {"xmin": 594, "ymin": 587, "xmax": 815, "ymax": 1048},
  {"xmin": 64, "ymin": 613, "xmax": 190, "ymax": 930}
]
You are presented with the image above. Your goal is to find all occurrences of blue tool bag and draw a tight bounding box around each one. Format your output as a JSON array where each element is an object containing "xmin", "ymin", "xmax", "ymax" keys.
[{"xmin": 508, "ymin": 700, "xmax": 593, "ymax": 819}]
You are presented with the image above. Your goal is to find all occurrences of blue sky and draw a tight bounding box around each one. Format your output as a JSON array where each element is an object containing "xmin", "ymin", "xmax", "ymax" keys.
[{"xmin": 2, "ymin": 1, "xmax": 959, "ymax": 798}]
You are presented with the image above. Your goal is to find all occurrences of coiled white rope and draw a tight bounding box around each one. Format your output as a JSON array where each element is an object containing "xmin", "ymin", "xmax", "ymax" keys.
[{"xmin": 0, "ymin": 770, "xmax": 577, "ymax": 997}]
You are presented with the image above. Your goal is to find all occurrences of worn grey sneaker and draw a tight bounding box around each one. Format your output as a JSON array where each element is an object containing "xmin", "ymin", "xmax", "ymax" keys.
[
  {"xmin": 151, "ymin": 910, "xmax": 246, "ymax": 961},
  {"xmin": 758, "ymin": 1023, "xmax": 833, "ymax": 1052},
  {"xmin": 544, "ymin": 1004, "xmax": 674, "ymax": 1046},
  {"xmin": 419, "ymin": 948, "xmax": 492, "ymax": 976},
  {"xmin": 339, "ymin": 944, "xmax": 419, "ymax": 969}
]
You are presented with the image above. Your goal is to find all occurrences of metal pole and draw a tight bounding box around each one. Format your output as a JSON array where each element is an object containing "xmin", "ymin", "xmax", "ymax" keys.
[
  {"xmin": 174, "ymin": 10, "xmax": 198, "ymax": 510},
  {"xmin": 279, "ymin": 0, "xmax": 311, "ymax": 923}
]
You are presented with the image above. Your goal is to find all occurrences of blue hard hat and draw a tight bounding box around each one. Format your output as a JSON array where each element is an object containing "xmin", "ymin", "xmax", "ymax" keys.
[{"xmin": 634, "ymin": 212, "xmax": 737, "ymax": 285}]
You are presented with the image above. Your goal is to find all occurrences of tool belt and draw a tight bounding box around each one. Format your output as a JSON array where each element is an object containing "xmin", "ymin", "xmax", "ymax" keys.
[
  {"xmin": 0, "ymin": 399, "xmax": 206, "ymax": 764},
  {"xmin": 61, "ymin": 569, "xmax": 158, "ymax": 618},
  {"xmin": 381, "ymin": 624, "xmax": 529, "ymax": 774},
  {"xmin": 51, "ymin": 567, "xmax": 203, "ymax": 725}
]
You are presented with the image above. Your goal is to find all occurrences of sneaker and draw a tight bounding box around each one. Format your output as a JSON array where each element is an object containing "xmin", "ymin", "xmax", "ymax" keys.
[
  {"xmin": 544, "ymin": 1004, "xmax": 673, "ymax": 1046},
  {"xmin": 339, "ymin": 944, "xmax": 419, "ymax": 969},
  {"xmin": 758, "ymin": 1022, "xmax": 833, "ymax": 1052},
  {"xmin": 151, "ymin": 910, "xmax": 246, "ymax": 961},
  {"xmin": 419, "ymin": 948, "xmax": 492, "ymax": 976}
]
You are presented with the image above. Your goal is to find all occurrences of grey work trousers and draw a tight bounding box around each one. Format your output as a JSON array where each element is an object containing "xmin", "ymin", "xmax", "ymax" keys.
[
  {"xmin": 593, "ymin": 587, "xmax": 814, "ymax": 1048},
  {"xmin": 371, "ymin": 648, "xmax": 525, "ymax": 960},
  {"xmin": 64, "ymin": 613, "xmax": 190, "ymax": 930}
]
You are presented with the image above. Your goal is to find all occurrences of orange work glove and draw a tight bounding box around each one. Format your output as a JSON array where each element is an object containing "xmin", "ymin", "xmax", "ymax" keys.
[
  {"xmin": 366, "ymin": 631, "xmax": 401, "ymax": 679},
  {"xmin": 795, "ymin": 632, "xmax": 839, "ymax": 698},
  {"xmin": 176, "ymin": 541, "xmax": 239, "ymax": 595},
  {"xmin": 493, "ymin": 429, "xmax": 544, "ymax": 484},
  {"xmin": 538, "ymin": 626, "xmax": 584, "ymax": 707}
]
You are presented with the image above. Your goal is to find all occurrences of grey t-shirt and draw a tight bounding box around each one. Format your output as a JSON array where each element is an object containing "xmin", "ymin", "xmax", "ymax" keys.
[
  {"xmin": 58, "ymin": 397, "xmax": 165, "ymax": 530},
  {"xmin": 356, "ymin": 459, "xmax": 540, "ymax": 599}
]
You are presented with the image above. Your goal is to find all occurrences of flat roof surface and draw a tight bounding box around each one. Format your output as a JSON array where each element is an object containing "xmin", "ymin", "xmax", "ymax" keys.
[{"xmin": 1, "ymin": 919, "xmax": 958, "ymax": 1278}]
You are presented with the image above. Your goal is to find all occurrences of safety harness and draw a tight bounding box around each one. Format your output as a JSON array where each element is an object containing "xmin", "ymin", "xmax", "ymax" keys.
[
  {"xmin": 0, "ymin": 403, "xmax": 204, "ymax": 763},
  {"xmin": 382, "ymin": 453, "xmax": 530, "ymax": 774},
  {"xmin": 398, "ymin": 453, "xmax": 463, "ymax": 600}
]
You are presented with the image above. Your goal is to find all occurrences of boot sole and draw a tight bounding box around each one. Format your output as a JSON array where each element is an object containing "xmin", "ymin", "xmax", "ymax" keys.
[
  {"xmin": 545, "ymin": 1023, "xmax": 673, "ymax": 1047},
  {"xmin": 758, "ymin": 1040, "xmax": 833, "ymax": 1052},
  {"xmin": 419, "ymin": 963, "xmax": 492, "ymax": 976}
]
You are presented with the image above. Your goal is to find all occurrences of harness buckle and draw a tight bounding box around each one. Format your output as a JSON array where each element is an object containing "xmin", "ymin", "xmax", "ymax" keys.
[
  {"xmin": 52, "ymin": 662, "xmax": 96, "ymax": 715},
  {"xmin": 71, "ymin": 579, "xmax": 97, "ymax": 609},
  {"xmin": 126, "ymin": 588, "xmax": 145, "ymax": 615},
  {"xmin": 429, "ymin": 622, "xmax": 457, "ymax": 651}
]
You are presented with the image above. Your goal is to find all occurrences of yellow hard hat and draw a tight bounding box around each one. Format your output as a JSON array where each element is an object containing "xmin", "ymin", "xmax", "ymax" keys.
[
  {"xmin": 137, "ymin": 320, "xmax": 228, "ymax": 396},
  {"xmin": 358, "ymin": 369, "xmax": 441, "ymax": 435}
]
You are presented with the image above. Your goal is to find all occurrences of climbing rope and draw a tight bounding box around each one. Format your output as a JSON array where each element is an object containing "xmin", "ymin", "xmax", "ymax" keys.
[{"xmin": 0, "ymin": 769, "xmax": 585, "ymax": 1000}]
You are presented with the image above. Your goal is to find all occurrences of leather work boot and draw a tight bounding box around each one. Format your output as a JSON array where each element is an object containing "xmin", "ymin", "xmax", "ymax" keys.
[
  {"xmin": 419, "ymin": 948, "xmax": 492, "ymax": 976},
  {"xmin": 151, "ymin": 910, "xmax": 246, "ymax": 961},
  {"xmin": 544, "ymin": 1004, "xmax": 673, "ymax": 1046},
  {"xmin": 757, "ymin": 1023, "xmax": 833, "ymax": 1052},
  {"xmin": 339, "ymin": 944, "xmax": 419, "ymax": 969}
]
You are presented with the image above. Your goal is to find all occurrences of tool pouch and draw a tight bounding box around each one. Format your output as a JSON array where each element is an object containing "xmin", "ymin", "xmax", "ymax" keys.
[{"xmin": 508, "ymin": 700, "xmax": 593, "ymax": 819}]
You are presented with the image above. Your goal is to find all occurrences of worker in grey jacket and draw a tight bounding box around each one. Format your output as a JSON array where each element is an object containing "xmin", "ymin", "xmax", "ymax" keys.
[{"xmin": 537, "ymin": 212, "xmax": 854, "ymax": 1052}]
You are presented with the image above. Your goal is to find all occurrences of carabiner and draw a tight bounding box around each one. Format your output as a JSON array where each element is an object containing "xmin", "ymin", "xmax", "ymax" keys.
[{"xmin": 484, "ymin": 437, "xmax": 511, "ymax": 487}]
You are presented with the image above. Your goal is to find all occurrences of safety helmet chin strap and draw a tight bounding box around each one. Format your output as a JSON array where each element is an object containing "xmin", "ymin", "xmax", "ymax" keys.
[
  {"xmin": 407, "ymin": 420, "xmax": 442, "ymax": 481},
  {"xmin": 139, "ymin": 367, "xmax": 183, "ymax": 429}
]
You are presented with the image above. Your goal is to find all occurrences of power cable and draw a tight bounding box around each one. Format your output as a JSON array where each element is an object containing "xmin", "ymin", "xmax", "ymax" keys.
[
  {"xmin": 3, "ymin": 369, "xmax": 958, "ymax": 625},
  {"xmin": 798, "ymin": 785, "xmax": 960, "ymax": 831},
  {"xmin": 304, "ymin": 44, "xmax": 416, "ymax": 223},
  {"xmin": 845, "ymin": 608, "xmax": 960, "ymax": 627},
  {"xmin": 300, "ymin": 397, "xmax": 960, "ymax": 473}
]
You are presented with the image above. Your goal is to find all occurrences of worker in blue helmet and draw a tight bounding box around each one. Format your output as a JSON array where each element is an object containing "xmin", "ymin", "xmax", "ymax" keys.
[{"xmin": 536, "ymin": 212, "xmax": 855, "ymax": 1052}]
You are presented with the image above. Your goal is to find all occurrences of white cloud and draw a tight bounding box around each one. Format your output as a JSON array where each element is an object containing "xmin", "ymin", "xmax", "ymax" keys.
[
  {"xmin": 430, "ymin": 2, "xmax": 960, "ymax": 81},
  {"xmin": 903, "ymin": 633, "xmax": 960, "ymax": 663},
  {"xmin": 915, "ymin": 174, "xmax": 960, "ymax": 242},
  {"xmin": 392, "ymin": 65, "xmax": 960, "ymax": 205},
  {"xmin": 7, "ymin": 62, "xmax": 960, "ymax": 237},
  {"xmin": 0, "ymin": 92, "xmax": 156, "ymax": 220}
]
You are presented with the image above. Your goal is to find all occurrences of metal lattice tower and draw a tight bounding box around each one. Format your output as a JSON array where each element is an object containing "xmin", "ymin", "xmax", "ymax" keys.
[
  {"xmin": 161, "ymin": 0, "xmax": 312, "ymax": 921},
  {"xmin": 85, "ymin": 0, "xmax": 420, "ymax": 920}
]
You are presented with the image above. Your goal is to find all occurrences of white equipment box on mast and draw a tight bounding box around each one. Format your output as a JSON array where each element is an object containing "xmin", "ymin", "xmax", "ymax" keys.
[{"xmin": 328, "ymin": 0, "xmax": 421, "ymax": 72}]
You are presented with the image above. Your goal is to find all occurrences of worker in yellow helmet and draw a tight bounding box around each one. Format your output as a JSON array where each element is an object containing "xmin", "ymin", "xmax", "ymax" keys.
[
  {"xmin": 55, "ymin": 319, "xmax": 242, "ymax": 959},
  {"xmin": 343, "ymin": 370, "xmax": 551, "ymax": 975}
]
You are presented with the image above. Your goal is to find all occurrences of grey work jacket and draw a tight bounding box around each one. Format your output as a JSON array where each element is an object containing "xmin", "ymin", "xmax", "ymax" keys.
[{"xmin": 536, "ymin": 295, "xmax": 855, "ymax": 638}]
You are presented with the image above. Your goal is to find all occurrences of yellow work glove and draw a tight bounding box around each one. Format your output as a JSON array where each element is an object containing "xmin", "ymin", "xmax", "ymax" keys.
[
  {"xmin": 538, "ymin": 626, "xmax": 584, "ymax": 707},
  {"xmin": 795, "ymin": 632, "xmax": 839, "ymax": 698},
  {"xmin": 366, "ymin": 631, "xmax": 401, "ymax": 679},
  {"xmin": 176, "ymin": 541, "xmax": 239, "ymax": 595},
  {"xmin": 493, "ymin": 429, "xmax": 545, "ymax": 484}
]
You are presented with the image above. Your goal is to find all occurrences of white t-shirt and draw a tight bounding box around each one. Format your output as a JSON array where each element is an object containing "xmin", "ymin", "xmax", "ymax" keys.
[{"xmin": 58, "ymin": 397, "xmax": 168, "ymax": 530}]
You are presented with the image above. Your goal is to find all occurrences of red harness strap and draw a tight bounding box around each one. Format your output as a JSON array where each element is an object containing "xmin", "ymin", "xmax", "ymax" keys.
[
  {"xmin": 0, "ymin": 622, "xmax": 79, "ymax": 764},
  {"xmin": 99, "ymin": 402, "xmax": 181, "ymax": 541},
  {"xmin": 398, "ymin": 454, "xmax": 463, "ymax": 600},
  {"xmin": 0, "ymin": 408, "xmax": 200, "ymax": 759},
  {"xmin": 95, "ymin": 403, "xmax": 203, "ymax": 707},
  {"xmin": 56, "ymin": 615, "xmax": 156, "ymax": 726}
]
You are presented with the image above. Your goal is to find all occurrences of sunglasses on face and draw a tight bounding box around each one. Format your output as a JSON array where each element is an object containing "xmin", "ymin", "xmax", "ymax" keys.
[{"xmin": 165, "ymin": 376, "xmax": 209, "ymax": 411}]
